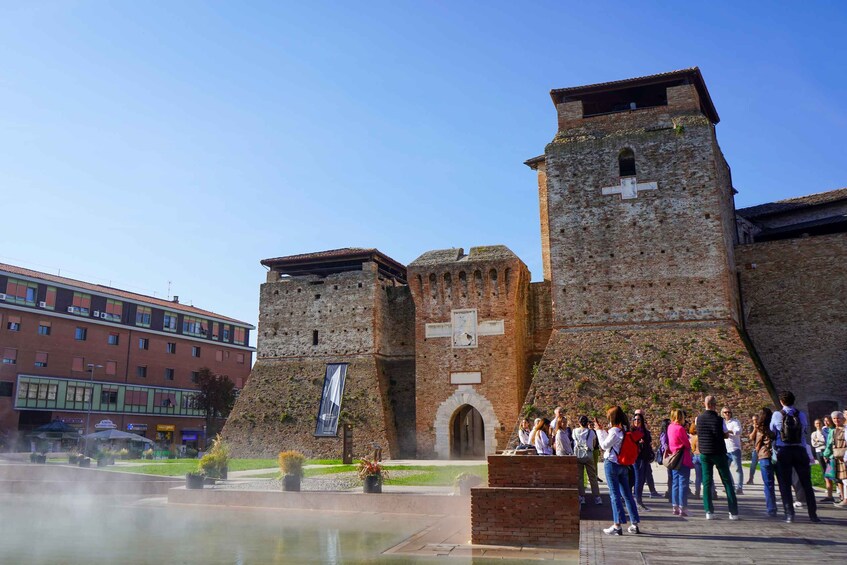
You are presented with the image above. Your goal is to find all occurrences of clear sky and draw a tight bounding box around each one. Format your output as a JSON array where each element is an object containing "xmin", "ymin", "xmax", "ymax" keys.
[{"xmin": 1, "ymin": 1, "xmax": 844, "ymax": 345}]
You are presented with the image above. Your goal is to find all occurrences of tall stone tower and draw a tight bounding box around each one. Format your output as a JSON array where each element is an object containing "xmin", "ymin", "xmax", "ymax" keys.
[
  {"xmin": 223, "ymin": 249, "xmax": 416, "ymax": 458},
  {"xmin": 408, "ymin": 246, "xmax": 531, "ymax": 458},
  {"xmin": 524, "ymin": 68, "xmax": 773, "ymax": 422}
]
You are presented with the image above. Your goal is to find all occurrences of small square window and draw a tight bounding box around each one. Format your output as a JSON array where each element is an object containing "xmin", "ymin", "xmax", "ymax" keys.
[
  {"xmin": 38, "ymin": 324, "xmax": 51, "ymax": 336},
  {"xmin": 34, "ymin": 352, "xmax": 48, "ymax": 368},
  {"xmin": 139, "ymin": 338, "xmax": 149, "ymax": 350},
  {"xmin": 192, "ymin": 346, "xmax": 201, "ymax": 358},
  {"xmin": 191, "ymin": 371, "xmax": 199, "ymax": 383},
  {"xmin": 166, "ymin": 342, "xmax": 176, "ymax": 354},
  {"xmin": 236, "ymin": 353, "xmax": 245, "ymax": 364},
  {"xmin": 0, "ymin": 382, "xmax": 12, "ymax": 397},
  {"xmin": 164, "ymin": 368, "xmax": 174, "ymax": 381},
  {"xmin": 107, "ymin": 333, "xmax": 119, "ymax": 346},
  {"xmin": 136, "ymin": 366, "xmax": 147, "ymax": 378},
  {"xmin": 74, "ymin": 327, "xmax": 87, "ymax": 341},
  {"xmin": 7, "ymin": 320, "xmax": 20, "ymax": 332}
]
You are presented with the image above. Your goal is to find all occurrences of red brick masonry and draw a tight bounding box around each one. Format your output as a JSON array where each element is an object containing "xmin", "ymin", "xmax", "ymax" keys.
[{"xmin": 471, "ymin": 455, "xmax": 580, "ymax": 546}]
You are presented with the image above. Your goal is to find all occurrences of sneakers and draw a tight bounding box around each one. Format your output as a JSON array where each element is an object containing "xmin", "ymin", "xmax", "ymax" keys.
[
  {"xmin": 706, "ymin": 512, "xmax": 715, "ymax": 520},
  {"xmin": 810, "ymin": 516, "xmax": 822, "ymax": 523},
  {"xmin": 579, "ymin": 495, "xmax": 585, "ymax": 505},
  {"xmin": 793, "ymin": 501, "xmax": 804, "ymax": 509},
  {"xmin": 594, "ymin": 496, "xmax": 603, "ymax": 505},
  {"xmin": 729, "ymin": 514, "xmax": 740, "ymax": 521},
  {"xmin": 672, "ymin": 506, "xmax": 680, "ymax": 516},
  {"xmin": 649, "ymin": 491, "xmax": 662, "ymax": 498},
  {"xmin": 745, "ymin": 479, "xmax": 754, "ymax": 485},
  {"xmin": 819, "ymin": 496, "xmax": 835, "ymax": 503},
  {"xmin": 603, "ymin": 525, "xmax": 622, "ymax": 536},
  {"xmin": 784, "ymin": 514, "xmax": 795, "ymax": 523},
  {"xmin": 638, "ymin": 502, "xmax": 651, "ymax": 512},
  {"xmin": 735, "ymin": 488, "xmax": 744, "ymax": 495},
  {"xmin": 627, "ymin": 524, "xmax": 640, "ymax": 534},
  {"xmin": 679, "ymin": 508, "xmax": 689, "ymax": 517}
]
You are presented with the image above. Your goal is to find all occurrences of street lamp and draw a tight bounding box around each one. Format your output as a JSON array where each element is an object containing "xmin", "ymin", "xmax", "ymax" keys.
[{"xmin": 83, "ymin": 363, "xmax": 103, "ymax": 456}]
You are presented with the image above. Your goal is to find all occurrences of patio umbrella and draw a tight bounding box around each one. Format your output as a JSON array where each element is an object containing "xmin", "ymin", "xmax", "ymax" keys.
[
  {"xmin": 83, "ymin": 429, "xmax": 154, "ymax": 444},
  {"xmin": 32, "ymin": 420, "xmax": 81, "ymax": 441}
]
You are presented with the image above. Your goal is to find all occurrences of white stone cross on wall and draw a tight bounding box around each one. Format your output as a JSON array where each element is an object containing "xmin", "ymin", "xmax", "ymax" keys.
[
  {"xmin": 424, "ymin": 308, "xmax": 505, "ymax": 349},
  {"xmin": 601, "ymin": 176, "xmax": 658, "ymax": 200}
]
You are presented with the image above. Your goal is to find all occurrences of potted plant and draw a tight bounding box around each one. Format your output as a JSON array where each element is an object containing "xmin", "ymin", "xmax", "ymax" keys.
[
  {"xmin": 454, "ymin": 472, "xmax": 482, "ymax": 496},
  {"xmin": 68, "ymin": 453, "xmax": 79, "ymax": 464},
  {"xmin": 185, "ymin": 471, "xmax": 206, "ymax": 489},
  {"xmin": 78, "ymin": 457, "xmax": 91, "ymax": 468},
  {"xmin": 357, "ymin": 458, "xmax": 387, "ymax": 494},
  {"xmin": 143, "ymin": 448, "xmax": 154, "ymax": 460},
  {"xmin": 278, "ymin": 450, "xmax": 306, "ymax": 492},
  {"xmin": 118, "ymin": 448, "xmax": 129, "ymax": 460},
  {"xmin": 199, "ymin": 435, "xmax": 230, "ymax": 480}
]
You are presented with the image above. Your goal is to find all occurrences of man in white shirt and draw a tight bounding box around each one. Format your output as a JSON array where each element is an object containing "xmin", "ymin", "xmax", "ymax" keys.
[{"xmin": 722, "ymin": 407, "xmax": 744, "ymax": 494}]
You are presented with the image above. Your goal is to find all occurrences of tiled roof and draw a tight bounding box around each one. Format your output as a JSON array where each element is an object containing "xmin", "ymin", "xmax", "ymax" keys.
[
  {"xmin": 0, "ymin": 262, "xmax": 252, "ymax": 327},
  {"xmin": 261, "ymin": 248, "xmax": 406, "ymax": 273},
  {"xmin": 409, "ymin": 245, "xmax": 520, "ymax": 267},
  {"xmin": 736, "ymin": 187, "xmax": 847, "ymax": 219},
  {"xmin": 550, "ymin": 67, "xmax": 720, "ymax": 124}
]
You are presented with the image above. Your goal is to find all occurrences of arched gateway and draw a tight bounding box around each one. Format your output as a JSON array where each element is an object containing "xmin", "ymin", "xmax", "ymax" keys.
[
  {"xmin": 433, "ymin": 387, "xmax": 499, "ymax": 459},
  {"xmin": 451, "ymin": 404, "xmax": 485, "ymax": 459}
]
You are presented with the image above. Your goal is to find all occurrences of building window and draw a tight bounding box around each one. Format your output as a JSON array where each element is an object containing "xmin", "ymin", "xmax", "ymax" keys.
[
  {"xmin": 2, "ymin": 348, "xmax": 17, "ymax": 365},
  {"xmin": 312, "ymin": 330, "xmax": 319, "ymax": 346},
  {"xmin": 139, "ymin": 338, "xmax": 149, "ymax": 350},
  {"xmin": 125, "ymin": 389, "xmax": 147, "ymax": 406},
  {"xmin": 4, "ymin": 278, "xmax": 38, "ymax": 306},
  {"xmin": 183, "ymin": 316, "xmax": 208, "ymax": 337},
  {"xmin": 163, "ymin": 312, "xmax": 178, "ymax": 332},
  {"xmin": 74, "ymin": 327, "xmax": 87, "ymax": 341},
  {"xmin": 21, "ymin": 382, "xmax": 58, "ymax": 401},
  {"xmin": 191, "ymin": 346, "xmax": 201, "ymax": 358},
  {"xmin": 100, "ymin": 388, "xmax": 118, "ymax": 404},
  {"xmin": 234, "ymin": 327, "xmax": 246, "ymax": 345},
  {"xmin": 619, "ymin": 148, "xmax": 636, "ymax": 177},
  {"xmin": 34, "ymin": 351, "xmax": 48, "ymax": 368},
  {"xmin": 136, "ymin": 306, "xmax": 152, "ymax": 327},
  {"xmin": 44, "ymin": 286, "xmax": 57, "ymax": 310},
  {"xmin": 212, "ymin": 322, "xmax": 220, "ymax": 340},
  {"xmin": 7, "ymin": 316, "xmax": 21, "ymax": 331},
  {"xmin": 215, "ymin": 350, "xmax": 223, "ymax": 362},
  {"xmin": 190, "ymin": 371, "xmax": 199, "ymax": 384},
  {"xmin": 166, "ymin": 342, "xmax": 176, "ymax": 354},
  {"xmin": 236, "ymin": 353, "xmax": 244, "ymax": 364},
  {"xmin": 222, "ymin": 325, "xmax": 230, "ymax": 341},
  {"xmin": 66, "ymin": 384, "xmax": 92, "ymax": 403},
  {"xmin": 103, "ymin": 299, "xmax": 123, "ymax": 322},
  {"xmin": 72, "ymin": 357, "xmax": 84, "ymax": 372},
  {"xmin": 37, "ymin": 322, "xmax": 51, "ymax": 336},
  {"xmin": 70, "ymin": 292, "xmax": 92, "ymax": 316},
  {"xmin": 315, "ymin": 364, "xmax": 347, "ymax": 436},
  {"xmin": 164, "ymin": 368, "xmax": 175, "ymax": 381},
  {"xmin": 105, "ymin": 361, "xmax": 117, "ymax": 376},
  {"xmin": 136, "ymin": 365, "xmax": 148, "ymax": 378},
  {"xmin": 0, "ymin": 382, "xmax": 12, "ymax": 397},
  {"xmin": 107, "ymin": 333, "xmax": 120, "ymax": 346}
]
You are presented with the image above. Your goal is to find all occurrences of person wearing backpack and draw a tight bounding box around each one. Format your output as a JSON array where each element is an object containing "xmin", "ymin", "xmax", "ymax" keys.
[
  {"xmin": 695, "ymin": 395, "xmax": 740, "ymax": 520},
  {"xmin": 769, "ymin": 390, "xmax": 820, "ymax": 523},
  {"xmin": 572, "ymin": 415, "xmax": 601, "ymax": 506},
  {"xmin": 594, "ymin": 407, "xmax": 642, "ymax": 536}
]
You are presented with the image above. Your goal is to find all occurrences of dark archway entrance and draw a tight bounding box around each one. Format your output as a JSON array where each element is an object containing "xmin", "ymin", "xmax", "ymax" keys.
[{"xmin": 451, "ymin": 404, "xmax": 485, "ymax": 459}]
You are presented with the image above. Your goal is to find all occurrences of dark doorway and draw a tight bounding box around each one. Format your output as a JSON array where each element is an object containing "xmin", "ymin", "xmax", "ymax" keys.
[{"xmin": 451, "ymin": 404, "xmax": 485, "ymax": 459}]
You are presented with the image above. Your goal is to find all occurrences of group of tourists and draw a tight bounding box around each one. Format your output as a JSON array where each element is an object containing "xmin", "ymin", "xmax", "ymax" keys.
[{"xmin": 518, "ymin": 389, "xmax": 845, "ymax": 536}]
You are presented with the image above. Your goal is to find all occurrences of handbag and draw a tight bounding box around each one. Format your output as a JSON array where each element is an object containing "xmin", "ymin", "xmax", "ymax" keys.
[
  {"xmin": 663, "ymin": 448, "xmax": 683, "ymax": 470},
  {"xmin": 824, "ymin": 461, "xmax": 836, "ymax": 480},
  {"xmin": 834, "ymin": 447, "xmax": 847, "ymax": 459}
]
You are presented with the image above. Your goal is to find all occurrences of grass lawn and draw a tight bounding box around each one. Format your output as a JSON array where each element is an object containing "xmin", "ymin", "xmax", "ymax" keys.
[
  {"xmin": 383, "ymin": 464, "xmax": 488, "ymax": 487},
  {"xmin": 745, "ymin": 461, "xmax": 825, "ymax": 488}
]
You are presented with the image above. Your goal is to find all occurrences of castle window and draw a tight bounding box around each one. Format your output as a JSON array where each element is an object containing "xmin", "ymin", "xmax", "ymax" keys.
[
  {"xmin": 429, "ymin": 273, "xmax": 438, "ymax": 299},
  {"xmin": 489, "ymin": 269, "xmax": 498, "ymax": 296},
  {"xmin": 312, "ymin": 330, "xmax": 319, "ymax": 346},
  {"xmin": 443, "ymin": 273, "xmax": 452, "ymax": 300},
  {"xmin": 619, "ymin": 148, "xmax": 636, "ymax": 177},
  {"xmin": 315, "ymin": 363, "xmax": 347, "ymax": 436}
]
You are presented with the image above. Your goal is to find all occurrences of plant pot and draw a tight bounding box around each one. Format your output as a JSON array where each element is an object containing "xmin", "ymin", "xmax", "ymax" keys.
[
  {"xmin": 97, "ymin": 458, "xmax": 108, "ymax": 467},
  {"xmin": 78, "ymin": 458, "xmax": 90, "ymax": 468},
  {"xmin": 36, "ymin": 455, "xmax": 47, "ymax": 464},
  {"xmin": 363, "ymin": 475, "xmax": 382, "ymax": 494},
  {"xmin": 186, "ymin": 474, "xmax": 205, "ymax": 489},
  {"xmin": 282, "ymin": 474, "xmax": 301, "ymax": 492},
  {"xmin": 219, "ymin": 466, "xmax": 227, "ymax": 480}
]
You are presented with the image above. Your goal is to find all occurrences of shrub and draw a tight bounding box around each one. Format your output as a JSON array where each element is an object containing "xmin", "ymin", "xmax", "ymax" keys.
[
  {"xmin": 278, "ymin": 450, "xmax": 306, "ymax": 477},
  {"xmin": 199, "ymin": 435, "xmax": 230, "ymax": 478}
]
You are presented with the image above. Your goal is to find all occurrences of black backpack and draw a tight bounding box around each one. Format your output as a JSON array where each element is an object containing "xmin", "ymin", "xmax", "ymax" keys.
[{"xmin": 781, "ymin": 409, "xmax": 802, "ymax": 444}]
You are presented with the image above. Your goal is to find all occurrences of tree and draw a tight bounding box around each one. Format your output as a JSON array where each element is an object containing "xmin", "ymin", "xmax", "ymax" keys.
[{"xmin": 195, "ymin": 367, "xmax": 236, "ymax": 448}]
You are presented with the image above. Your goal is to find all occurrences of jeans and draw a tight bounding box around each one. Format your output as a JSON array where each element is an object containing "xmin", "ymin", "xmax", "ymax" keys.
[
  {"xmin": 776, "ymin": 446, "xmax": 817, "ymax": 518},
  {"xmin": 672, "ymin": 466, "xmax": 691, "ymax": 508},
  {"xmin": 633, "ymin": 458, "xmax": 648, "ymax": 502},
  {"xmin": 759, "ymin": 457, "xmax": 777, "ymax": 515},
  {"xmin": 692, "ymin": 454, "xmax": 702, "ymax": 493},
  {"xmin": 749, "ymin": 450, "xmax": 759, "ymax": 481},
  {"xmin": 605, "ymin": 460, "xmax": 640, "ymax": 526},
  {"xmin": 701, "ymin": 453, "xmax": 738, "ymax": 515},
  {"xmin": 727, "ymin": 448, "xmax": 743, "ymax": 490}
]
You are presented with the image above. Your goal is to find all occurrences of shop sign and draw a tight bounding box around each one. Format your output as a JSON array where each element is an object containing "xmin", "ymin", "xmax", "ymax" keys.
[
  {"xmin": 181, "ymin": 433, "xmax": 198, "ymax": 441},
  {"xmin": 94, "ymin": 419, "xmax": 117, "ymax": 430},
  {"xmin": 61, "ymin": 418, "xmax": 83, "ymax": 424},
  {"xmin": 156, "ymin": 424, "xmax": 175, "ymax": 432},
  {"xmin": 127, "ymin": 424, "xmax": 147, "ymax": 432}
]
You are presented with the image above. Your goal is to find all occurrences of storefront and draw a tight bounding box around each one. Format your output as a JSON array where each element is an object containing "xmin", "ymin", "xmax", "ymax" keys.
[
  {"xmin": 181, "ymin": 429, "xmax": 203, "ymax": 450},
  {"xmin": 156, "ymin": 424, "xmax": 174, "ymax": 451},
  {"xmin": 126, "ymin": 423, "xmax": 148, "ymax": 437}
]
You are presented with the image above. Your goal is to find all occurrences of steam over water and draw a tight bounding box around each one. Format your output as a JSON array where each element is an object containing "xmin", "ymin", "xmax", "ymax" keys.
[{"xmin": 0, "ymin": 494, "xmax": 436, "ymax": 564}]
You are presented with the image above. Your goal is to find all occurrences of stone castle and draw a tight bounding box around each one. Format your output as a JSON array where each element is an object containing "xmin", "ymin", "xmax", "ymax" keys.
[{"xmin": 223, "ymin": 68, "xmax": 846, "ymax": 459}]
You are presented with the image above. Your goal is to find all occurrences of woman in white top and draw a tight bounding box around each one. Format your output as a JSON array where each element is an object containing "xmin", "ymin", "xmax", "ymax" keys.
[
  {"xmin": 517, "ymin": 418, "xmax": 532, "ymax": 448},
  {"xmin": 572, "ymin": 415, "xmax": 602, "ymax": 505},
  {"xmin": 594, "ymin": 407, "xmax": 641, "ymax": 536},
  {"xmin": 554, "ymin": 417, "xmax": 573, "ymax": 456},
  {"xmin": 530, "ymin": 418, "xmax": 552, "ymax": 455}
]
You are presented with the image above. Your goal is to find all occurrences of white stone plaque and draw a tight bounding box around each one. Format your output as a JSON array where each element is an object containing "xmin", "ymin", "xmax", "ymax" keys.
[
  {"xmin": 450, "ymin": 372, "xmax": 482, "ymax": 385},
  {"xmin": 425, "ymin": 323, "xmax": 452, "ymax": 338},
  {"xmin": 451, "ymin": 309, "xmax": 478, "ymax": 348},
  {"xmin": 477, "ymin": 320, "xmax": 505, "ymax": 336}
]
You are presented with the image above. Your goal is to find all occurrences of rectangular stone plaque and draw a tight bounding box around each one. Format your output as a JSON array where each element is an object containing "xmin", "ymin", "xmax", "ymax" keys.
[
  {"xmin": 450, "ymin": 372, "xmax": 481, "ymax": 385},
  {"xmin": 425, "ymin": 323, "xmax": 452, "ymax": 338},
  {"xmin": 477, "ymin": 320, "xmax": 505, "ymax": 336}
]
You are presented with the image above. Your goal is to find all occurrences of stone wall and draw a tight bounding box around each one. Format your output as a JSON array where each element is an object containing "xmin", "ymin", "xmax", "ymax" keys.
[
  {"xmin": 735, "ymin": 233, "xmax": 847, "ymax": 417},
  {"xmin": 523, "ymin": 324, "xmax": 774, "ymax": 451}
]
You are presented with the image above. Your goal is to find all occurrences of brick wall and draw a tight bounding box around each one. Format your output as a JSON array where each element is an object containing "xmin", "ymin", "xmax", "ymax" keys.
[
  {"xmin": 486, "ymin": 453, "xmax": 578, "ymax": 488},
  {"xmin": 736, "ymin": 233, "xmax": 847, "ymax": 417}
]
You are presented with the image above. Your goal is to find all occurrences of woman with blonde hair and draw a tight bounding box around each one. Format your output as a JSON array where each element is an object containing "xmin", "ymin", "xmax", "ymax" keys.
[
  {"xmin": 667, "ymin": 408, "xmax": 694, "ymax": 516},
  {"xmin": 554, "ymin": 416, "xmax": 573, "ymax": 456},
  {"xmin": 594, "ymin": 406, "xmax": 641, "ymax": 535},
  {"xmin": 530, "ymin": 418, "xmax": 552, "ymax": 455}
]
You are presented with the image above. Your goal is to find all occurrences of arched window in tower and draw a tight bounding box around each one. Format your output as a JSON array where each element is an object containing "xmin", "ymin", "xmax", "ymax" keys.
[
  {"xmin": 619, "ymin": 148, "xmax": 636, "ymax": 177},
  {"xmin": 429, "ymin": 273, "xmax": 438, "ymax": 300},
  {"xmin": 443, "ymin": 272, "xmax": 452, "ymax": 300}
]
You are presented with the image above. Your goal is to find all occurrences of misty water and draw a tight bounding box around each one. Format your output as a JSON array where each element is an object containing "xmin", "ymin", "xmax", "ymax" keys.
[{"xmin": 0, "ymin": 494, "xmax": 439, "ymax": 564}]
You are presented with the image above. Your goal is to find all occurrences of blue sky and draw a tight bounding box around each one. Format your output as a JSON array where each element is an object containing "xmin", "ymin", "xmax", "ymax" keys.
[{"xmin": 1, "ymin": 1, "xmax": 844, "ymax": 344}]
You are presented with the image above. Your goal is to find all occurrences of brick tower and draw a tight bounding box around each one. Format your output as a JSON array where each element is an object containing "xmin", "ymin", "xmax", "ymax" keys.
[{"xmin": 524, "ymin": 68, "xmax": 773, "ymax": 423}]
